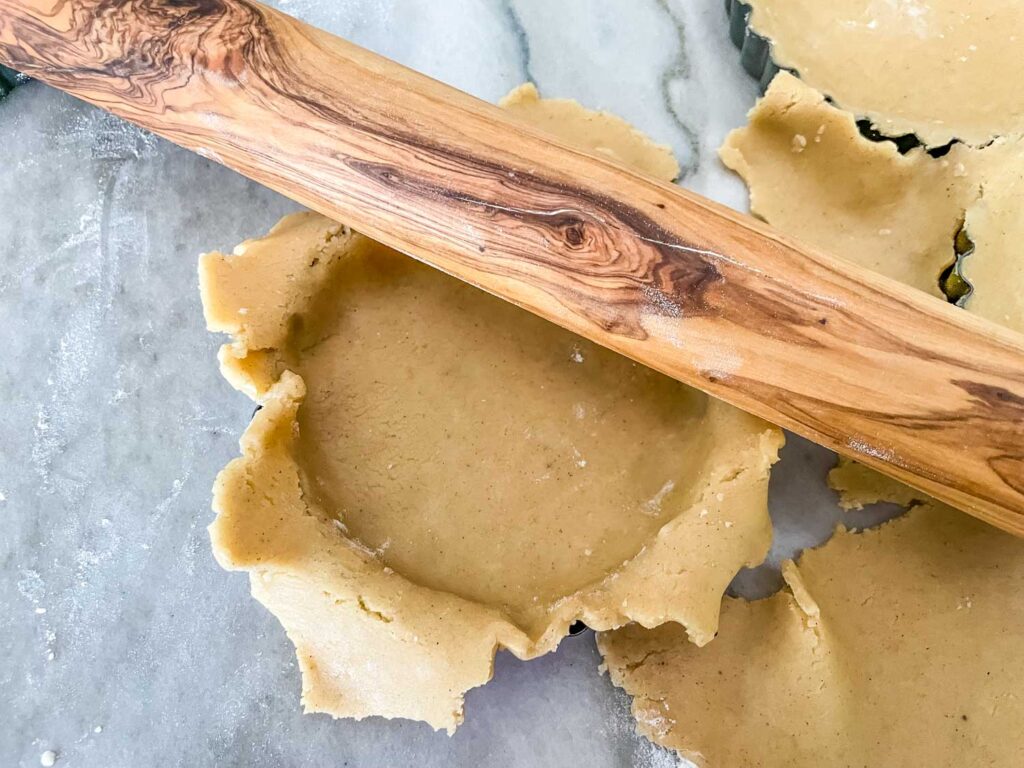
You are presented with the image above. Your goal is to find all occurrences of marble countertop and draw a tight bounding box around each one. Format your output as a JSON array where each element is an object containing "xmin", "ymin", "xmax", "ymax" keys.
[{"xmin": 1, "ymin": 1, "xmax": 881, "ymax": 766}]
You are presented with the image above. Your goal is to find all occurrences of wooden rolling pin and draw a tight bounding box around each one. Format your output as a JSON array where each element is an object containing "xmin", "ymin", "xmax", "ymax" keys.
[{"xmin": 2, "ymin": 0, "xmax": 1023, "ymax": 535}]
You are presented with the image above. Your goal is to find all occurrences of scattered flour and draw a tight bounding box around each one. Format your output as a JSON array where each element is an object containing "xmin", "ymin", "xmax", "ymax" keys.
[{"xmin": 642, "ymin": 480, "xmax": 676, "ymax": 517}]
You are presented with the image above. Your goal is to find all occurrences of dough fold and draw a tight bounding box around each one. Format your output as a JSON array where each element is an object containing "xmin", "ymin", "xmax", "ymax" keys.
[
  {"xmin": 745, "ymin": 0, "xmax": 1024, "ymax": 146},
  {"xmin": 599, "ymin": 502, "xmax": 1024, "ymax": 767},
  {"xmin": 201, "ymin": 87, "xmax": 783, "ymax": 732},
  {"xmin": 210, "ymin": 373, "xmax": 527, "ymax": 729}
]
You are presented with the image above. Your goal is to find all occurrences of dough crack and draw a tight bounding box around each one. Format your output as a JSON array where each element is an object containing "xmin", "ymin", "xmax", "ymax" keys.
[{"xmin": 356, "ymin": 596, "xmax": 394, "ymax": 624}]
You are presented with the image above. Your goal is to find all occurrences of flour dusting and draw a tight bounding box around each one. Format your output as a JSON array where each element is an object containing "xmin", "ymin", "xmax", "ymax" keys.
[{"xmin": 643, "ymin": 480, "xmax": 676, "ymax": 517}]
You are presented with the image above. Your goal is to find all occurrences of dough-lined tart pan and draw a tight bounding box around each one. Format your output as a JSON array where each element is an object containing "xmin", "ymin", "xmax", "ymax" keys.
[
  {"xmin": 725, "ymin": 0, "xmax": 924, "ymax": 154},
  {"xmin": 724, "ymin": 0, "xmax": 990, "ymax": 305},
  {"xmin": 201, "ymin": 86, "xmax": 784, "ymax": 732},
  {"xmin": 726, "ymin": 0, "xmax": 1024, "ymax": 148}
]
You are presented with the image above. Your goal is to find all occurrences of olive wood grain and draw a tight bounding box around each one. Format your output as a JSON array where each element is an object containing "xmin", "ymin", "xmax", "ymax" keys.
[{"xmin": 2, "ymin": 0, "xmax": 1023, "ymax": 535}]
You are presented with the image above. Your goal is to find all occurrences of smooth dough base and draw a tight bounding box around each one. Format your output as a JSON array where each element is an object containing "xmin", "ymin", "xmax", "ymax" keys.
[
  {"xmin": 599, "ymin": 502, "xmax": 1024, "ymax": 767},
  {"xmin": 201, "ymin": 86, "xmax": 783, "ymax": 732}
]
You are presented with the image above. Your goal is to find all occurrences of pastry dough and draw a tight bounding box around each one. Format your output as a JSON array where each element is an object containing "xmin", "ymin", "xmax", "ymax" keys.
[
  {"xmin": 745, "ymin": 0, "xmax": 1024, "ymax": 146},
  {"xmin": 960, "ymin": 136, "xmax": 1024, "ymax": 333},
  {"xmin": 599, "ymin": 72, "xmax": 1024, "ymax": 762},
  {"xmin": 499, "ymin": 84, "xmax": 682, "ymax": 180},
  {"xmin": 719, "ymin": 72, "xmax": 976, "ymax": 298},
  {"xmin": 828, "ymin": 457, "xmax": 926, "ymax": 510},
  {"xmin": 722, "ymin": 73, "xmax": 1024, "ymax": 508},
  {"xmin": 200, "ymin": 88, "xmax": 783, "ymax": 732},
  {"xmin": 599, "ymin": 502, "xmax": 1024, "ymax": 767}
]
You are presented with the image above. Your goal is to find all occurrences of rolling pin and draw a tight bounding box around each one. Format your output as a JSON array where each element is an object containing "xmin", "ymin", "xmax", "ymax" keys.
[{"xmin": 1, "ymin": 0, "xmax": 1022, "ymax": 535}]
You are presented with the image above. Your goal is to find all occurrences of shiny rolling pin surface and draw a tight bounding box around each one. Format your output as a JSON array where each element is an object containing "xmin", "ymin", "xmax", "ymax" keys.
[{"xmin": 1, "ymin": 0, "xmax": 1022, "ymax": 534}]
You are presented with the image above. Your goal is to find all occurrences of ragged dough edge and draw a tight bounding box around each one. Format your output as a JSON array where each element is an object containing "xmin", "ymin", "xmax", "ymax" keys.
[
  {"xmin": 208, "ymin": 328, "xmax": 782, "ymax": 730},
  {"xmin": 597, "ymin": 556, "xmax": 828, "ymax": 761},
  {"xmin": 500, "ymin": 83, "xmax": 681, "ymax": 182},
  {"xmin": 551, "ymin": 401, "xmax": 782, "ymax": 648},
  {"xmin": 723, "ymin": 73, "xmax": 1024, "ymax": 509},
  {"xmin": 597, "ymin": 583, "xmax": 829, "ymax": 768},
  {"xmin": 209, "ymin": 373, "xmax": 528, "ymax": 732},
  {"xmin": 598, "ymin": 503, "xmax": 1024, "ymax": 765},
  {"xmin": 779, "ymin": 558, "xmax": 819, "ymax": 625},
  {"xmin": 201, "ymin": 87, "xmax": 783, "ymax": 731},
  {"xmin": 745, "ymin": 0, "xmax": 1024, "ymax": 146},
  {"xmin": 199, "ymin": 214, "xmax": 378, "ymax": 401},
  {"xmin": 719, "ymin": 72, "xmax": 976, "ymax": 298},
  {"xmin": 722, "ymin": 71, "xmax": 1023, "ymax": 334},
  {"xmin": 827, "ymin": 457, "xmax": 927, "ymax": 511}
]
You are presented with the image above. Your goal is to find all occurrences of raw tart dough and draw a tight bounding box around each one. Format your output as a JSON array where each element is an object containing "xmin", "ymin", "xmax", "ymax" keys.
[
  {"xmin": 719, "ymin": 71, "xmax": 974, "ymax": 299},
  {"xmin": 827, "ymin": 457, "xmax": 926, "ymax": 511},
  {"xmin": 201, "ymin": 85, "xmax": 783, "ymax": 732},
  {"xmin": 599, "ymin": 501, "xmax": 1024, "ymax": 767},
  {"xmin": 720, "ymin": 72, "xmax": 1024, "ymax": 508},
  {"xmin": 959, "ymin": 138, "xmax": 1024, "ymax": 332},
  {"xmin": 745, "ymin": 0, "xmax": 1024, "ymax": 146},
  {"xmin": 599, "ymin": 71, "xmax": 1024, "ymax": 763}
]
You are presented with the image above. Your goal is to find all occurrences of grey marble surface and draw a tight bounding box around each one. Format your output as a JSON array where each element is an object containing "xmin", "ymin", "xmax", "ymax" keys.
[{"xmin": 1, "ymin": 2, "xmax": 881, "ymax": 766}]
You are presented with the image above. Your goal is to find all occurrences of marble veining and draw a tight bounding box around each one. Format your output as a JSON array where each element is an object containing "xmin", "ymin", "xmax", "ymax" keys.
[
  {"xmin": 502, "ymin": 2, "xmax": 537, "ymax": 93},
  {"xmin": 0, "ymin": 1, "xmax": 871, "ymax": 766}
]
